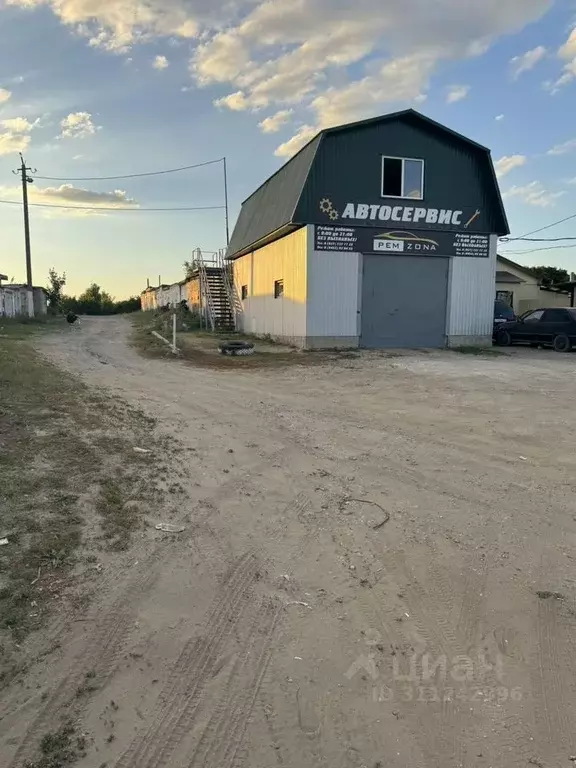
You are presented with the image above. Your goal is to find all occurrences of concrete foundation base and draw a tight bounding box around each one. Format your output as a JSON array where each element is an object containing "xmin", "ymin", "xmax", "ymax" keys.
[
  {"xmin": 263, "ymin": 335, "xmax": 360, "ymax": 349},
  {"xmin": 305, "ymin": 336, "xmax": 360, "ymax": 350},
  {"xmin": 447, "ymin": 334, "xmax": 493, "ymax": 348}
]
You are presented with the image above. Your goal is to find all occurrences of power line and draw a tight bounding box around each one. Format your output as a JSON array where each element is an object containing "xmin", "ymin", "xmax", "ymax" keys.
[
  {"xmin": 33, "ymin": 157, "xmax": 223, "ymax": 182},
  {"xmin": 0, "ymin": 199, "xmax": 225, "ymax": 212},
  {"xmin": 501, "ymin": 244, "xmax": 576, "ymax": 255},
  {"xmin": 509, "ymin": 236, "xmax": 576, "ymax": 242},
  {"xmin": 501, "ymin": 211, "xmax": 576, "ymax": 242}
]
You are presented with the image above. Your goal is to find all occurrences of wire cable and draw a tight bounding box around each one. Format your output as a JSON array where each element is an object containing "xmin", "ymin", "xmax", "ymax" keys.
[
  {"xmin": 501, "ymin": 211, "xmax": 576, "ymax": 242},
  {"xmin": 508, "ymin": 236, "xmax": 576, "ymax": 242},
  {"xmin": 0, "ymin": 199, "xmax": 225, "ymax": 212},
  {"xmin": 501, "ymin": 244, "xmax": 576, "ymax": 255},
  {"xmin": 33, "ymin": 157, "xmax": 224, "ymax": 182}
]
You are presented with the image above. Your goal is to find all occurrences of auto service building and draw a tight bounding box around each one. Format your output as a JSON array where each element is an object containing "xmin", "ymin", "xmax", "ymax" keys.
[{"xmin": 227, "ymin": 109, "xmax": 509, "ymax": 348}]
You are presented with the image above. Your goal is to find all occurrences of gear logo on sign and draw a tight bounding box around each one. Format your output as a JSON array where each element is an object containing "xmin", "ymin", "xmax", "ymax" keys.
[{"xmin": 319, "ymin": 198, "xmax": 339, "ymax": 219}]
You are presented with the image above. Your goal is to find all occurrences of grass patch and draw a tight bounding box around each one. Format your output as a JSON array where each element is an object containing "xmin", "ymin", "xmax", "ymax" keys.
[
  {"xmin": 96, "ymin": 479, "xmax": 140, "ymax": 551},
  {"xmin": 0, "ymin": 315, "xmax": 64, "ymax": 340},
  {"xmin": 131, "ymin": 312, "xmax": 341, "ymax": 370},
  {"xmin": 451, "ymin": 345, "xmax": 505, "ymax": 356},
  {"xmin": 0, "ymin": 323, "xmax": 169, "ymax": 655},
  {"xmin": 24, "ymin": 721, "xmax": 86, "ymax": 768}
]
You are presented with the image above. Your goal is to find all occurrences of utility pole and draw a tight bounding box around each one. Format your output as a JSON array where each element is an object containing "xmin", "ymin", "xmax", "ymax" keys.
[
  {"xmin": 223, "ymin": 157, "xmax": 230, "ymax": 247},
  {"xmin": 13, "ymin": 153, "xmax": 36, "ymax": 289}
]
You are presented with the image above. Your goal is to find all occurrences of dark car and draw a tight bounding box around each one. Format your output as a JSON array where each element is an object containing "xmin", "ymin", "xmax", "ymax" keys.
[
  {"xmin": 494, "ymin": 299, "xmax": 516, "ymax": 328},
  {"xmin": 494, "ymin": 307, "xmax": 576, "ymax": 352}
]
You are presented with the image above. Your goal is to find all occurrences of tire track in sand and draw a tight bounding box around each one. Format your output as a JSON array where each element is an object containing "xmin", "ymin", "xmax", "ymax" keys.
[
  {"xmin": 9, "ymin": 552, "xmax": 163, "ymax": 768},
  {"xmin": 188, "ymin": 596, "xmax": 281, "ymax": 768},
  {"xmin": 113, "ymin": 551, "xmax": 261, "ymax": 768},
  {"xmin": 533, "ymin": 595, "xmax": 576, "ymax": 759}
]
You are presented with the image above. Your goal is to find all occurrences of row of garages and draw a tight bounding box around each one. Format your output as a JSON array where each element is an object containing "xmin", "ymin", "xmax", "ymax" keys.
[
  {"xmin": 0, "ymin": 285, "xmax": 47, "ymax": 318},
  {"xmin": 141, "ymin": 277, "xmax": 200, "ymax": 313}
]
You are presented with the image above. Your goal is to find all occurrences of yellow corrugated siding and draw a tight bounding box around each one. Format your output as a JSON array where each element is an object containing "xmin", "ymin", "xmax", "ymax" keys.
[
  {"xmin": 185, "ymin": 277, "xmax": 200, "ymax": 311},
  {"xmin": 233, "ymin": 228, "xmax": 307, "ymax": 301},
  {"xmin": 233, "ymin": 256, "xmax": 251, "ymax": 300},
  {"xmin": 232, "ymin": 228, "xmax": 308, "ymax": 339}
]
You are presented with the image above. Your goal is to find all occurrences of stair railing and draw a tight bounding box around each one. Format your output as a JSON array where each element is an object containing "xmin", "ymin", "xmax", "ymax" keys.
[
  {"xmin": 196, "ymin": 247, "xmax": 217, "ymax": 331},
  {"xmin": 220, "ymin": 249, "xmax": 240, "ymax": 331}
]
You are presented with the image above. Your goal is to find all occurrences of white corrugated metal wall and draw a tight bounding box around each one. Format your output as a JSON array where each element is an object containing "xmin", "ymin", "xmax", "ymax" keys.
[
  {"xmin": 446, "ymin": 234, "xmax": 497, "ymax": 341},
  {"xmin": 306, "ymin": 236, "xmax": 360, "ymax": 344}
]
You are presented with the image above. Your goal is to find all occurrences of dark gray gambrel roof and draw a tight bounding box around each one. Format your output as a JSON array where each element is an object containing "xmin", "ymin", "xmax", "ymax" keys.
[
  {"xmin": 227, "ymin": 109, "xmax": 509, "ymax": 259},
  {"xmin": 227, "ymin": 135, "xmax": 321, "ymax": 259}
]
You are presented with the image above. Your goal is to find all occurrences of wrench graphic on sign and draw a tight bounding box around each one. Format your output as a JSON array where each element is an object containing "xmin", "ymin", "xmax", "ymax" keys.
[{"xmin": 464, "ymin": 209, "xmax": 481, "ymax": 228}]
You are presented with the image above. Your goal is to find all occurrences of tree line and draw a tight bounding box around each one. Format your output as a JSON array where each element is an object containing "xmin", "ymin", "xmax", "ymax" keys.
[{"xmin": 46, "ymin": 269, "xmax": 140, "ymax": 316}]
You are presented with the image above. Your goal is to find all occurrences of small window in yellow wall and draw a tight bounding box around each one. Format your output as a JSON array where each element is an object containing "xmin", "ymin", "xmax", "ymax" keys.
[
  {"xmin": 241, "ymin": 285, "xmax": 248, "ymax": 300},
  {"xmin": 274, "ymin": 279, "xmax": 284, "ymax": 299}
]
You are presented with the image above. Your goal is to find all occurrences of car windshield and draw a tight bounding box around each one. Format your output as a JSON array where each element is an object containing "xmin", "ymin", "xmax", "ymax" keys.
[{"xmin": 494, "ymin": 301, "xmax": 515, "ymax": 320}]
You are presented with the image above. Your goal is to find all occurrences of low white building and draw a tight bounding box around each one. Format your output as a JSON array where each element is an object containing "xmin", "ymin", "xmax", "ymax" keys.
[
  {"xmin": 496, "ymin": 255, "xmax": 570, "ymax": 315},
  {"xmin": 0, "ymin": 284, "xmax": 41, "ymax": 318}
]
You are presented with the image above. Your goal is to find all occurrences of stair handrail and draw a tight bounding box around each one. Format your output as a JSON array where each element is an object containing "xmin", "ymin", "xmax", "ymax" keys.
[
  {"xmin": 220, "ymin": 249, "xmax": 240, "ymax": 331},
  {"xmin": 196, "ymin": 247, "xmax": 216, "ymax": 331}
]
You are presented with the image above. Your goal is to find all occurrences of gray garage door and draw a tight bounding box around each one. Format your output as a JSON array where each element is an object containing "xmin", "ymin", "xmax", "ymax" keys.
[{"xmin": 361, "ymin": 255, "xmax": 449, "ymax": 348}]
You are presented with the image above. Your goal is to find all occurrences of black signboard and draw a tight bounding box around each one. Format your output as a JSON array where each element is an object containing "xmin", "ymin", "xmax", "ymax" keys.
[{"xmin": 314, "ymin": 225, "xmax": 490, "ymax": 258}]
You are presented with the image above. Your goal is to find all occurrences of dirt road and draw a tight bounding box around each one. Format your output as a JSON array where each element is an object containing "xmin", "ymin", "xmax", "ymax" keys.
[{"xmin": 3, "ymin": 316, "xmax": 576, "ymax": 768}]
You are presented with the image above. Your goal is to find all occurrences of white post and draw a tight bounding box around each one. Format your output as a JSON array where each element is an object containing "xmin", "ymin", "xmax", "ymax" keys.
[{"xmin": 172, "ymin": 312, "xmax": 177, "ymax": 354}]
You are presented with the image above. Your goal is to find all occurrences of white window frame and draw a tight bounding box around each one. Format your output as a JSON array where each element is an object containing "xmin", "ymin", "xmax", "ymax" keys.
[{"xmin": 381, "ymin": 156, "xmax": 425, "ymax": 200}]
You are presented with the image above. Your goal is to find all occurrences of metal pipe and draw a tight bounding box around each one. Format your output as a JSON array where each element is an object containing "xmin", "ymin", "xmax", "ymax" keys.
[{"xmin": 223, "ymin": 157, "xmax": 230, "ymax": 247}]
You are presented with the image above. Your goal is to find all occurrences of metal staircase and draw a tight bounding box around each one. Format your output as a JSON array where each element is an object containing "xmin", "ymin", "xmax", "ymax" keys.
[{"xmin": 195, "ymin": 248, "xmax": 235, "ymax": 332}]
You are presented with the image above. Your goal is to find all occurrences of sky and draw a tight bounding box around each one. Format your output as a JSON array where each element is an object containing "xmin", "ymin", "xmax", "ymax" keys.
[{"xmin": 1, "ymin": 0, "xmax": 576, "ymax": 298}]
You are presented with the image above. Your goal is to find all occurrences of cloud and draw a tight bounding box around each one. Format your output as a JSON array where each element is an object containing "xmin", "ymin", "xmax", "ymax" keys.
[
  {"xmin": 494, "ymin": 154, "xmax": 527, "ymax": 178},
  {"xmin": 446, "ymin": 84, "xmax": 470, "ymax": 103},
  {"xmin": 2, "ymin": 116, "xmax": 38, "ymax": 133},
  {"xmin": 275, "ymin": 125, "xmax": 317, "ymax": 158},
  {"xmin": 272, "ymin": 52, "xmax": 432, "ymax": 156},
  {"xmin": 214, "ymin": 91, "xmax": 251, "ymax": 111},
  {"xmin": 0, "ymin": 88, "xmax": 11, "ymax": 105},
  {"xmin": 190, "ymin": 0, "xmax": 551, "ymax": 153},
  {"xmin": 548, "ymin": 27, "xmax": 576, "ymax": 92},
  {"xmin": 547, "ymin": 138, "xmax": 576, "ymax": 156},
  {"xmin": 259, "ymin": 109, "xmax": 293, "ymax": 133},
  {"xmin": 60, "ymin": 111, "xmax": 99, "ymax": 139},
  {"xmin": 5, "ymin": 0, "xmax": 200, "ymax": 53},
  {"xmin": 153, "ymin": 55, "xmax": 169, "ymax": 70},
  {"xmin": 30, "ymin": 184, "xmax": 137, "ymax": 207},
  {"xmin": 503, "ymin": 181, "xmax": 564, "ymax": 207},
  {"xmin": 509, "ymin": 45, "xmax": 546, "ymax": 78},
  {"xmin": 0, "ymin": 131, "xmax": 30, "ymax": 156},
  {"xmin": 0, "ymin": 115, "xmax": 39, "ymax": 156},
  {"xmin": 193, "ymin": 33, "xmax": 252, "ymax": 86},
  {"xmin": 4, "ymin": 0, "xmax": 554, "ymax": 152},
  {"xmin": 0, "ymin": 182, "xmax": 139, "ymax": 217},
  {"xmin": 310, "ymin": 53, "xmax": 433, "ymax": 127},
  {"xmin": 495, "ymin": 114, "xmax": 504, "ymax": 120}
]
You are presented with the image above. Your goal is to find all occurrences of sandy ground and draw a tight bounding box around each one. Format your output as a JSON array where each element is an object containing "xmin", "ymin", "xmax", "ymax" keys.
[{"xmin": 2, "ymin": 316, "xmax": 576, "ymax": 768}]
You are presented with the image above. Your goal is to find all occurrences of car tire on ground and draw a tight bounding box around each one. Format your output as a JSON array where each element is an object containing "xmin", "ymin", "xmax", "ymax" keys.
[
  {"xmin": 495, "ymin": 329, "xmax": 512, "ymax": 347},
  {"xmin": 218, "ymin": 340, "xmax": 255, "ymax": 356},
  {"xmin": 553, "ymin": 333, "xmax": 572, "ymax": 353}
]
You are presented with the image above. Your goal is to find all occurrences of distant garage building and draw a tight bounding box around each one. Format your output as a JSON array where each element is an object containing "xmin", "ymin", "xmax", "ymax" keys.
[{"xmin": 227, "ymin": 109, "xmax": 509, "ymax": 348}]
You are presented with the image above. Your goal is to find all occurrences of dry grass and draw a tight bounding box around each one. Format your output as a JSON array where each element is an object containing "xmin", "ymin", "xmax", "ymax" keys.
[
  {"xmin": 131, "ymin": 311, "xmax": 362, "ymax": 370},
  {"xmin": 24, "ymin": 720, "xmax": 86, "ymax": 768},
  {"xmin": 0, "ymin": 323, "xmax": 167, "ymax": 654}
]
